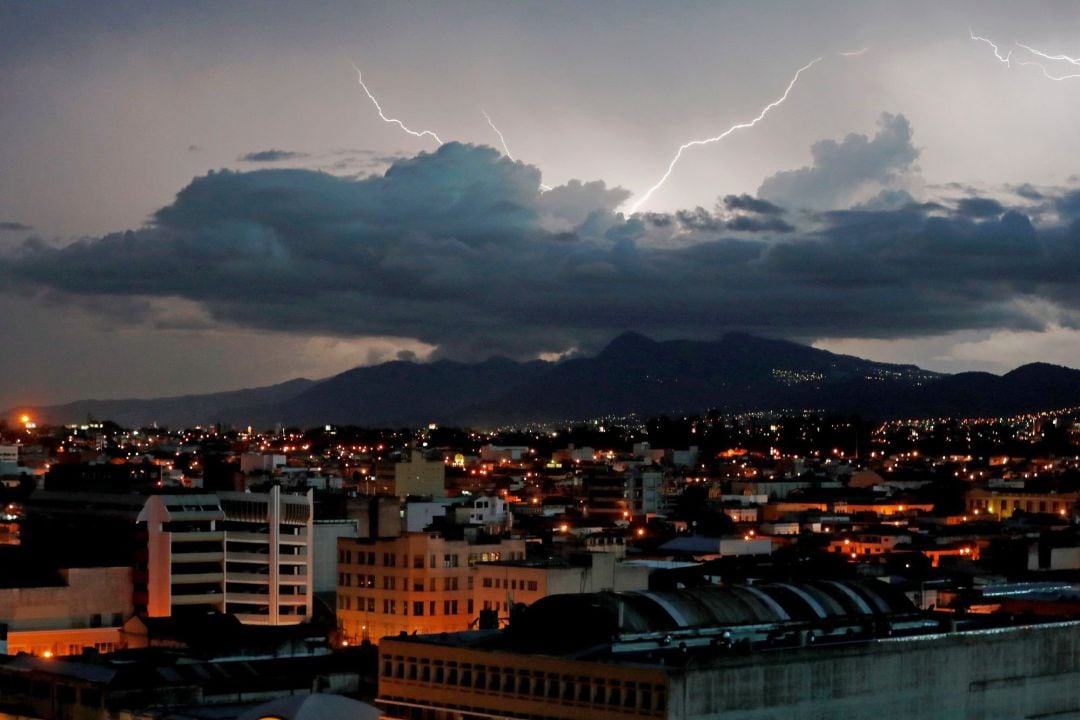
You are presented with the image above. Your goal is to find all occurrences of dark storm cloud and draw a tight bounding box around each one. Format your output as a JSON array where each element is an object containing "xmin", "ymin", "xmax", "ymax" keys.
[
  {"xmin": 4, "ymin": 141, "xmax": 1080, "ymax": 359},
  {"xmin": 238, "ymin": 149, "xmax": 310, "ymax": 163},
  {"xmin": 712, "ymin": 194, "xmax": 794, "ymax": 233},
  {"xmin": 720, "ymin": 194, "xmax": 785, "ymax": 216},
  {"xmin": 675, "ymin": 207, "xmax": 724, "ymax": 232},
  {"xmin": 1013, "ymin": 183, "xmax": 1044, "ymax": 201},
  {"xmin": 758, "ymin": 113, "xmax": 919, "ymax": 210},
  {"xmin": 725, "ymin": 214, "xmax": 794, "ymax": 233},
  {"xmin": 0, "ymin": 221, "xmax": 32, "ymax": 232},
  {"xmin": 1055, "ymin": 190, "xmax": 1080, "ymax": 220},
  {"xmin": 955, "ymin": 197, "xmax": 1005, "ymax": 218}
]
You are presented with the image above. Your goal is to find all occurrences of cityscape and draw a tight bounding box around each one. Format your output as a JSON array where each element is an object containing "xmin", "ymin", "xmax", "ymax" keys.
[{"xmin": 4, "ymin": 2, "xmax": 1080, "ymax": 719}]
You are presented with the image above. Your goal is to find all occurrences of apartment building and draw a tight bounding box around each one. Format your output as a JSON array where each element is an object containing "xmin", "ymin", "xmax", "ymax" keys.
[
  {"xmin": 473, "ymin": 553, "xmax": 649, "ymax": 621},
  {"xmin": 336, "ymin": 531, "xmax": 526, "ymax": 643}
]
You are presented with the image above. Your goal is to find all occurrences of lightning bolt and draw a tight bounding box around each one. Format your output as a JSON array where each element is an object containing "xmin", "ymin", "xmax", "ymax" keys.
[
  {"xmin": 969, "ymin": 30, "xmax": 1012, "ymax": 65},
  {"xmin": 351, "ymin": 62, "xmax": 443, "ymax": 144},
  {"xmin": 970, "ymin": 32, "xmax": 1080, "ymax": 81},
  {"xmin": 1014, "ymin": 41, "xmax": 1080, "ymax": 81},
  {"xmin": 482, "ymin": 109, "xmax": 552, "ymax": 191},
  {"xmin": 1015, "ymin": 42, "xmax": 1080, "ymax": 67},
  {"xmin": 482, "ymin": 109, "xmax": 515, "ymax": 160},
  {"xmin": 627, "ymin": 56, "xmax": 825, "ymax": 214}
]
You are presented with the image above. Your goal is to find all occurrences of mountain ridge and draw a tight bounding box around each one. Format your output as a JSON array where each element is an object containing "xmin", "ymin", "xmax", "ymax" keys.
[{"xmin": 6, "ymin": 333, "xmax": 1079, "ymax": 429}]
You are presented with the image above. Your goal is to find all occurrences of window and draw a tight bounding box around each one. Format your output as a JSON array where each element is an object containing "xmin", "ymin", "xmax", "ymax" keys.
[
  {"xmin": 367, "ymin": 598, "xmax": 375, "ymax": 612},
  {"xmin": 383, "ymin": 599, "xmax": 396, "ymax": 614},
  {"xmin": 527, "ymin": 580, "xmax": 538, "ymax": 591},
  {"xmin": 413, "ymin": 601, "xmax": 424, "ymax": 616},
  {"xmin": 483, "ymin": 577, "xmax": 493, "ymax": 588},
  {"xmin": 429, "ymin": 600, "xmax": 436, "ymax": 615},
  {"xmin": 467, "ymin": 599, "xmax": 474, "ymax": 614},
  {"xmin": 413, "ymin": 555, "xmax": 424, "ymax": 569},
  {"xmin": 444, "ymin": 554, "xmax": 459, "ymax": 568}
]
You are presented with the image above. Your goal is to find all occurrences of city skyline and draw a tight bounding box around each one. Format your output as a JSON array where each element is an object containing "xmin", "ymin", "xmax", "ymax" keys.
[{"xmin": 3, "ymin": 1, "xmax": 1080, "ymax": 409}]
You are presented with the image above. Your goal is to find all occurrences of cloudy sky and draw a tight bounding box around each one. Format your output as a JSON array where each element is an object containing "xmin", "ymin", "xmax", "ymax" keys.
[{"xmin": 3, "ymin": 0, "xmax": 1080, "ymax": 409}]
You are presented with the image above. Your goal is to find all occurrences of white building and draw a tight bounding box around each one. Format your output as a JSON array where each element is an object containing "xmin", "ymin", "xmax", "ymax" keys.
[
  {"xmin": 136, "ymin": 487, "xmax": 314, "ymax": 625},
  {"xmin": 219, "ymin": 487, "xmax": 314, "ymax": 625}
]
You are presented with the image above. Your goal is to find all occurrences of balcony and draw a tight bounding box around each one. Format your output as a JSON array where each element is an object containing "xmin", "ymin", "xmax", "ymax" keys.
[
  {"xmin": 171, "ymin": 591, "xmax": 224, "ymax": 606},
  {"xmin": 170, "ymin": 531, "xmax": 224, "ymax": 544},
  {"xmin": 278, "ymin": 572, "xmax": 308, "ymax": 584},
  {"xmin": 171, "ymin": 572, "xmax": 224, "ymax": 585},
  {"xmin": 171, "ymin": 551, "xmax": 224, "ymax": 563},
  {"xmin": 227, "ymin": 571, "xmax": 271, "ymax": 584},
  {"xmin": 226, "ymin": 551, "xmax": 270, "ymax": 564}
]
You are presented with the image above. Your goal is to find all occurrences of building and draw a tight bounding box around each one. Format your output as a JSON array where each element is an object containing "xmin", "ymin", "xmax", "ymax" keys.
[
  {"xmin": 25, "ymin": 487, "xmax": 313, "ymax": 627},
  {"xmin": 452, "ymin": 495, "xmax": 512, "ymax": 533},
  {"xmin": 0, "ymin": 444, "xmax": 19, "ymax": 476},
  {"xmin": 376, "ymin": 451, "xmax": 445, "ymax": 498},
  {"xmin": 657, "ymin": 535, "xmax": 773, "ymax": 560},
  {"xmin": 0, "ymin": 566, "xmax": 132, "ymax": 657},
  {"xmin": 137, "ymin": 493, "xmax": 227, "ymax": 617},
  {"xmin": 218, "ymin": 487, "xmax": 314, "ymax": 625},
  {"xmin": 377, "ymin": 582, "xmax": 1080, "ymax": 720},
  {"xmin": 582, "ymin": 473, "xmax": 631, "ymax": 521},
  {"xmin": 966, "ymin": 488, "xmax": 1080, "ymax": 519},
  {"xmin": 0, "ymin": 647, "xmax": 375, "ymax": 720},
  {"xmin": 627, "ymin": 470, "xmax": 662, "ymax": 516},
  {"xmin": 472, "ymin": 553, "xmax": 649, "ymax": 622},
  {"xmin": 336, "ymin": 531, "xmax": 526, "ymax": 644}
]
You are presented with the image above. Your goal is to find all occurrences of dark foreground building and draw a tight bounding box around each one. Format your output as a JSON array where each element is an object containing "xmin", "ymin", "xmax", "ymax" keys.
[{"xmin": 378, "ymin": 580, "xmax": 1080, "ymax": 720}]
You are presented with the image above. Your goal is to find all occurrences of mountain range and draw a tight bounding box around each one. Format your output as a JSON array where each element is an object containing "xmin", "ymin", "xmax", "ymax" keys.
[{"xmin": 8, "ymin": 332, "xmax": 1080, "ymax": 429}]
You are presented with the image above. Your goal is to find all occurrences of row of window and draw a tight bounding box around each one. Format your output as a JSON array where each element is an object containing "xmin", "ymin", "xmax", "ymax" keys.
[
  {"xmin": 338, "ymin": 548, "xmax": 522, "ymax": 567},
  {"xmin": 381, "ymin": 655, "xmax": 666, "ymax": 713},
  {"xmin": 970, "ymin": 498, "xmax": 1066, "ymax": 513},
  {"xmin": 338, "ymin": 573, "xmax": 468, "ymax": 592},
  {"xmin": 338, "ymin": 596, "xmax": 476, "ymax": 617},
  {"xmin": 480, "ymin": 577, "xmax": 537, "ymax": 591}
]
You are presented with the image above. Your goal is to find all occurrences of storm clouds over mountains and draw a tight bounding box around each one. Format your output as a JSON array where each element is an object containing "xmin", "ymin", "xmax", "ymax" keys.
[{"xmin": 5, "ymin": 114, "xmax": 1080, "ymax": 365}]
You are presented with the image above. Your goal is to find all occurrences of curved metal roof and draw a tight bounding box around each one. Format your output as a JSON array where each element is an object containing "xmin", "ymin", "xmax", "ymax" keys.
[{"xmin": 514, "ymin": 579, "xmax": 916, "ymax": 650}]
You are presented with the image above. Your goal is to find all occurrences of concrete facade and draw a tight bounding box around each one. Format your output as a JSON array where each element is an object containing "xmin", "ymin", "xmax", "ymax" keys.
[
  {"xmin": 668, "ymin": 621, "xmax": 1080, "ymax": 719},
  {"xmin": 0, "ymin": 567, "xmax": 133, "ymax": 657}
]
